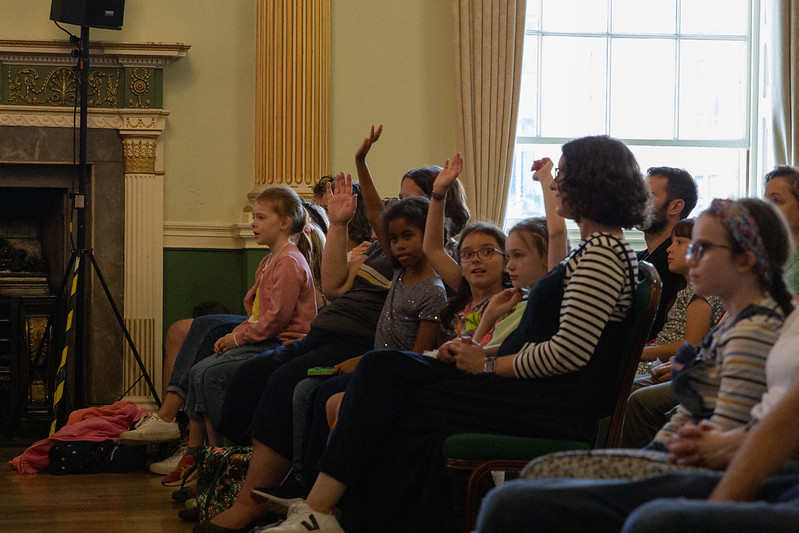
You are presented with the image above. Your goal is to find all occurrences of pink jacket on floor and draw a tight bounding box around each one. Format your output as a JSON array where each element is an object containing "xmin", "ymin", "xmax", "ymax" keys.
[{"xmin": 8, "ymin": 400, "xmax": 150, "ymax": 474}]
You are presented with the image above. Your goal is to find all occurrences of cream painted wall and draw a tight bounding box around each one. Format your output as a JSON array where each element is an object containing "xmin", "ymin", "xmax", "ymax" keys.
[
  {"xmin": 330, "ymin": 1, "xmax": 458, "ymax": 196},
  {"xmin": 1, "ymin": 0, "xmax": 458, "ymax": 224}
]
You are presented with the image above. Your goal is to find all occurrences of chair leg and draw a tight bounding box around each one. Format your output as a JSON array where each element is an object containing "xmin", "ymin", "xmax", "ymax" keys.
[{"xmin": 463, "ymin": 464, "xmax": 499, "ymax": 533}]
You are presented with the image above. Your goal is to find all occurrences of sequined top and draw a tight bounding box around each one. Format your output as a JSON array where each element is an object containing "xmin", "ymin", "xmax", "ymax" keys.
[{"xmin": 373, "ymin": 269, "xmax": 447, "ymax": 351}]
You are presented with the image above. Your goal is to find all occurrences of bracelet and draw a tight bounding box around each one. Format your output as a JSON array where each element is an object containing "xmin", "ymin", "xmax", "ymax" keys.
[
  {"xmin": 484, "ymin": 356, "xmax": 497, "ymax": 374},
  {"xmin": 431, "ymin": 191, "xmax": 446, "ymax": 201},
  {"xmin": 232, "ymin": 333, "xmax": 240, "ymax": 347}
]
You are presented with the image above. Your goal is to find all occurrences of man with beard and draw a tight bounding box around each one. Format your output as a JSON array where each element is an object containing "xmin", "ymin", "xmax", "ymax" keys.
[{"xmin": 638, "ymin": 167, "xmax": 698, "ymax": 339}]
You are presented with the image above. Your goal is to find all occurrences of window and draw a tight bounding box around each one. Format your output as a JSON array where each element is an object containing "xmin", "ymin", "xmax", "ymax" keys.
[{"xmin": 505, "ymin": 0, "xmax": 758, "ymax": 230}]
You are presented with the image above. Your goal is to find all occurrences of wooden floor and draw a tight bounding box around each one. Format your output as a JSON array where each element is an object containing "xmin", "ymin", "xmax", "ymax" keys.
[{"xmin": 2, "ymin": 445, "xmax": 194, "ymax": 533}]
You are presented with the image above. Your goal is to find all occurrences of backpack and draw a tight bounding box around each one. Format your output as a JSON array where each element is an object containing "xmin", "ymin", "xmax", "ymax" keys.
[{"xmin": 194, "ymin": 445, "xmax": 253, "ymax": 523}]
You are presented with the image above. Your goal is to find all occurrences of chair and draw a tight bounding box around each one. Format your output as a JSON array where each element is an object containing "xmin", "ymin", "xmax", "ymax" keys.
[{"xmin": 443, "ymin": 261, "xmax": 662, "ymax": 532}]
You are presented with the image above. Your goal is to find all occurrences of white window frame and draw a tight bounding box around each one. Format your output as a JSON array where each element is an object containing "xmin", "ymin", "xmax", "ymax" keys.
[{"xmin": 506, "ymin": 0, "xmax": 763, "ymax": 236}]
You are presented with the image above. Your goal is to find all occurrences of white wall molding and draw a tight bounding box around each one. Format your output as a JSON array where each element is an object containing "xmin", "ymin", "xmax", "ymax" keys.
[{"xmin": 163, "ymin": 222, "xmax": 259, "ymax": 250}]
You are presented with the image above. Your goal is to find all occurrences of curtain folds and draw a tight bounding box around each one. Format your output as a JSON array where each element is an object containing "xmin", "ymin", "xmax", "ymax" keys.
[
  {"xmin": 454, "ymin": 0, "xmax": 527, "ymax": 226},
  {"xmin": 770, "ymin": 0, "xmax": 799, "ymax": 166}
]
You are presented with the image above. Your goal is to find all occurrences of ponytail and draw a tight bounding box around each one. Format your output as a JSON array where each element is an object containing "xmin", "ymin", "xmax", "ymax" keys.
[
  {"xmin": 295, "ymin": 218, "xmax": 326, "ymax": 294},
  {"xmin": 732, "ymin": 198, "xmax": 794, "ymax": 316},
  {"xmin": 768, "ymin": 274, "xmax": 794, "ymax": 317}
]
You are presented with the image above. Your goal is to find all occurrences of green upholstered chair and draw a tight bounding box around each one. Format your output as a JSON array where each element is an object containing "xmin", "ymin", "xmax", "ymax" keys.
[{"xmin": 443, "ymin": 261, "xmax": 662, "ymax": 532}]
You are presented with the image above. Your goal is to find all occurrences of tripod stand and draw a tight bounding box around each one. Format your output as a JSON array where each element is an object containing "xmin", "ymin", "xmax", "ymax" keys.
[{"xmin": 49, "ymin": 25, "xmax": 161, "ymax": 434}]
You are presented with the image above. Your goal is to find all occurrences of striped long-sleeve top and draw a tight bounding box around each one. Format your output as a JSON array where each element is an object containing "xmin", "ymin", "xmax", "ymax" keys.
[
  {"xmin": 653, "ymin": 296, "xmax": 784, "ymax": 444},
  {"xmin": 512, "ymin": 232, "xmax": 637, "ymax": 379}
]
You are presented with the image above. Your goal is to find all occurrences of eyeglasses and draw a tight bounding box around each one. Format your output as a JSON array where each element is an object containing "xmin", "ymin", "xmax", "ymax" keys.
[
  {"xmin": 685, "ymin": 241, "xmax": 732, "ymax": 262},
  {"xmin": 459, "ymin": 247, "xmax": 506, "ymax": 263}
]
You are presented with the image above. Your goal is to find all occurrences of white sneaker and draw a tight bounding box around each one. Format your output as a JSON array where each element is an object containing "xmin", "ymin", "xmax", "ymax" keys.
[
  {"xmin": 260, "ymin": 501, "xmax": 344, "ymax": 532},
  {"xmin": 149, "ymin": 445, "xmax": 187, "ymax": 475},
  {"xmin": 119, "ymin": 413, "xmax": 180, "ymax": 445}
]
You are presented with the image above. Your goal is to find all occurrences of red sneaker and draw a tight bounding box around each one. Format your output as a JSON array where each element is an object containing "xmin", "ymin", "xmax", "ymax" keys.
[{"xmin": 161, "ymin": 455, "xmax": 196, "ymax": 487}]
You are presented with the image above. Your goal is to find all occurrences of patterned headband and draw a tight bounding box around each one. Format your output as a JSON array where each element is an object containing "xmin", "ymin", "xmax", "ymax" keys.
[{"xmin": 709, "ymin": 198, "xmax": 771, "ymax": 284}]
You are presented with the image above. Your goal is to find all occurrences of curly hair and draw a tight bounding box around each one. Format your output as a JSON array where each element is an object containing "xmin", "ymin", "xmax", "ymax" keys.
[
  {"xmin": 381, "ymin": 196, "xmax": 430, "ymax": 234},
  {"xmin": 558, "ymin": 136, "xmax": 649, "ymax": 228}
]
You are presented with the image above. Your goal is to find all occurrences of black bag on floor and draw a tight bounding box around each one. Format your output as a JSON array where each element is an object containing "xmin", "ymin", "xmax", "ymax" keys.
[{"xmin": 48, "ymin": 440, "xmax": 146, "ymax": 475}]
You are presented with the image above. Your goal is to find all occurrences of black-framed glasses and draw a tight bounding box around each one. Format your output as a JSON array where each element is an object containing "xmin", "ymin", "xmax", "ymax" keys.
[
  {"xmin": 686, "ymin": 241, "xmax": 732, "ymax": 262},
  {"xmin": 459, "ymin": 247, "xmax": 506, "ymax": 263}
]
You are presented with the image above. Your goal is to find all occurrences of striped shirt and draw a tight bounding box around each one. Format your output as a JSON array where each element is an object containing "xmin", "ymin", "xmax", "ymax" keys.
[
  {"xmin": 513, "ymin": 233, "xmax": 637, "ymax": 379},
  {"xmin": 654, "ymin": 296, "xmax": 784, "ymax": 444}
]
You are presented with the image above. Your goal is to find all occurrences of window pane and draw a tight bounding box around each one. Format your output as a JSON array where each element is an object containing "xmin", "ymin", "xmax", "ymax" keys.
[
  {"xmin": 611, "ymin": 0, "xmax": 676, "ymax": 34},
  {"xmin": 517, "ymin": 35, "xmax": 539, "ymax": 136},
  {"xmin": 505, "ymin": 144, "xmax": 560, "ymax": 229},
  {"xmin": 542, "ymin": 0, "xmax": 607, "ymax": 33},
  {"xmin": 505, "ymin": 144, "xmax": 748, "ymax": 226},
  {"xmin": 610, "ymin": 38, "xmax": 675, "ymax": 139},
  {"xmin": 679, "ymin": 40, "xmax": 748, "ymax": 140},
  {"xmin": 525, "ymin": 0, "xmax": 541, "ymax": 30},
  {"xmin": 540, "ymin": 36, "xmax": 607, "ymax": 137},
  {"xmin": 680, "ymin": 0, "xmax": 749, "ymax": 36}
]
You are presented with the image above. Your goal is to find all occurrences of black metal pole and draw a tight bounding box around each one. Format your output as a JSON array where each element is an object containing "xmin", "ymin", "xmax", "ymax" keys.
[{"xmin": 72, "ymin": 25, "xmax": 90, "ymax": 408}]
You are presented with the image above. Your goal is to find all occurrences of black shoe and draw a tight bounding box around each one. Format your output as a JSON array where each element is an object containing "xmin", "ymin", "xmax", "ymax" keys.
[
  {"xmin": 178, "ymin": 505, "xmax": 200, "ymax": 523},
  {"xmin": 172, "ymin": 485, "xmax": 197, "ymax": 503}
]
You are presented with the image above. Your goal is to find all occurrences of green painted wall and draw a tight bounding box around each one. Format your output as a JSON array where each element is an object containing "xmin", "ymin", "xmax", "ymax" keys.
[{"xmin": 163, "ymin": 248, "xmax": 267, "ymax": 334}]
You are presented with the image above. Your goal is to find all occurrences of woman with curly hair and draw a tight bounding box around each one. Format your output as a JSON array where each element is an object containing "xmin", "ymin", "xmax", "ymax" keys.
[{"xmin": 253, "ymin": 135, "xmax": 649, "ymax": 533}]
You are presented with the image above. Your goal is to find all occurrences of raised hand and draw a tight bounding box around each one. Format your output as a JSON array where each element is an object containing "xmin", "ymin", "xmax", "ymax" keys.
[
  {"xmin": 355, "ymin": 124, "xmax": 384, "ymax": 162},
  {"xmin": 531, "ymin": 157, "xmax": 554, "ymax": 185},
  {"xmin": 432, "ymin": 152, "xmax": 464, "ymax": 195},
  {"xmin": 326, "ymin": 172, "xmax": 358, "ymax": 226}
]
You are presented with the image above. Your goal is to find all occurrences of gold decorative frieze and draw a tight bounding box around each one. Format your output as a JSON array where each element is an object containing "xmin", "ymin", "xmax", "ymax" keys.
[
  {"xmin": 128, "ymin": 68, "xmax": 152, "ymax": 108},
  {"xmin": 6, "ymin": 66, "xmax": 120, "ymax": 108},
  {"xmin": 122, "ymin": 137, "xmax": 157, "ymax": 174}
]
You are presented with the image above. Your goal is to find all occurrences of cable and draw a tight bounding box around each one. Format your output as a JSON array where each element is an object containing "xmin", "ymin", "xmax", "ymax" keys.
[{"xmin": 53, "ymin": 20, "xmax": 77, "ymax": 40}]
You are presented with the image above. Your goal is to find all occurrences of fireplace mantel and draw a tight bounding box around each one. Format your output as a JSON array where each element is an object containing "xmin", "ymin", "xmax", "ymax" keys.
[{"xmin": 0, "ymin": 40, "xmax": 189, "ymax": 409}]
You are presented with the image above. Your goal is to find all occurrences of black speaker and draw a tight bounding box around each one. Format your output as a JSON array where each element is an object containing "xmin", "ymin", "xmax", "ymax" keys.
[{"xmin": 50, "ymin": 0, "xmax": 125, "ymax": 30}]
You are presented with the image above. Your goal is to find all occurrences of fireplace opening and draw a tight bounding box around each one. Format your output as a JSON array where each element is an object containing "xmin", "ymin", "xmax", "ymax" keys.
[
  {"xmin": 0, "ymin": 127, "xmax": 126, "ymax": 438},
  {"xmin": 0, "ymin": 166, "xmax": 74, "ymax": 437}
]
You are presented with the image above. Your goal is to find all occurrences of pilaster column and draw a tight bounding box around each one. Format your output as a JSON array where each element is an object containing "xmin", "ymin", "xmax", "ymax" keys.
[
  {"xmin": 120, "ymin": 112, "xmax": 165, "ymax": 406},
  {"xmin": 253, "ymin": 0, "xmax": 330, "ymax": 203}
]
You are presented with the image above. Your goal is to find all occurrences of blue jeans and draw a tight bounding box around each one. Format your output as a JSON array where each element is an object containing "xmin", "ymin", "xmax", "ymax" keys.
[
  {"xmin": 166, "ymin": 314, "xmax": 246, "ymax": 398},
  {"xmin": 476, "ymin": 464, "xmax": 799, "ymax": 533},
  {"xmin": 292, "ymin": 377, "xmax": 326, "ymax": 473},
  {"xmin": 184, "ymin": 340, "xmax": 279, "ymax": 427}
]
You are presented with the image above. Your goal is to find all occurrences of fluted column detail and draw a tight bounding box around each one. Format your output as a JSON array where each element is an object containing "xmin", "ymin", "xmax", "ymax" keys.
[
  {"xmin": 255, "ymin": 0, "xmax": 330, "ymax": 196},
  {"xmin": 120, "ymin": 132, "xmax": 163, "ymax": 405}
]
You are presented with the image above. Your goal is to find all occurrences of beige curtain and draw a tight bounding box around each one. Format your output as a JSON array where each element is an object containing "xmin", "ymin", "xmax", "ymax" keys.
[
  {"xmin": 454, "ymin": 0, "xmax": 526, "ymax": 225},
  {"xmin": 770, "ymin": 0, "xmax": 799, "ymax": 166}
]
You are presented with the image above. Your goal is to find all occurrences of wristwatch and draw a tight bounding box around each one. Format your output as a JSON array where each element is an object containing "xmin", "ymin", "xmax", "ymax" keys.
[{"xmin": 484, "ymin": 356, "xmax": 497, "ymax": 374}]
